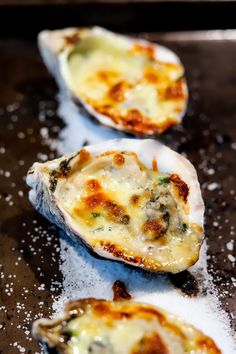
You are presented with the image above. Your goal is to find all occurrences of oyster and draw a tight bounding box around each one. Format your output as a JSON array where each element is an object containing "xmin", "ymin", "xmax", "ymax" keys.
[
  {"xmin": 33, "ymin": 298, "xmax": 220, "ymax": 354},
  {"xmin": 38, "ymin": 27, "xmax": 188, "ymax": 136},
  {"xmin": 27, "ymin": 139, "xmax": 204, "ymax": 273}
]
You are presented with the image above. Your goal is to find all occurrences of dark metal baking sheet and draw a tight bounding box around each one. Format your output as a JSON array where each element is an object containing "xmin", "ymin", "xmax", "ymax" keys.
[{"xmin": 0, "ymin": 30, "xmax": 236, "ymax": 353}]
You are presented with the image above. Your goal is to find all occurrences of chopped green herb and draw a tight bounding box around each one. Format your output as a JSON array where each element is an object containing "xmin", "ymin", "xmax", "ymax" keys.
[
  {"xmin": 91, "ymin": 212, "xmax": 101, "ymax": 218},
  {"xmin": 93, "ymin": 226, "xmax": 104, "ymax": 233},
  {"xmin": 59, "ymin": 155, "xmax": 75, "ymax": 176},
  {"xmin": 49, "ymin": 155, "xmax": 77, "ymax": 193},
  {"xmin": 158, "ymin": 176, "xmax": 170, "ymax": 185},
  {"xmin": 49, "ymin": 170, "xmax": 59, "ymax": 193},
  {"xmin": 160, "ymin": 204, "xmax": 167, "ymax": 212},
  {"xmin": 182, "ymin": 223, "xmax": 188, "ymax": 232}
]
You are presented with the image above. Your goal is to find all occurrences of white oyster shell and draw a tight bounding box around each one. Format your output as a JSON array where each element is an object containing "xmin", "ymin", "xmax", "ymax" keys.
[
  {"xmin": 38, "ymin": 27, "xmax": 188, "ymax": 136},
  {"xmin": 32, "ymin": 298, "xmax": 220, "ymax": 354},
  {"xmin": 27, "ymin": 139, "xmax": 204, "ymax": 273}
]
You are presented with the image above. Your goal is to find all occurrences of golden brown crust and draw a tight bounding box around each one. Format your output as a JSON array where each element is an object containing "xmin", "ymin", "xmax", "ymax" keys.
[
  {"xmin": 78, "ymin": 191, "xmax": 130, "ymax": 225},
  {"xmin": 52, "ymin": 29, "xmax": 188, "ymax": 136},
  {"xmin": 83, "ymin": 87, "xmax": 183, "ymax": 136},
  {"xmin": 82, "ymin": 192, "xmax": 105, "ymax": 209},
  {"xmin": 130, "ymin": 43, "xmax": 156, "ymax": 61},
  {"xmin": 165, "ymin": 79, "xmax": 186, "ymax": 101},
  {"xmin": 169, "ymin": 174, "xmax": 189, "ymax": 202},
  {"xmin": 130, "ymin": 194, "xmax": 140, "ymax": 206},
  {"xmin": 112, "ymin": 280, "xmax": 132, "ymax": 301},
  {"xmin": 109, "ymin": 81, "xmax": 131, "ymax": 102},
  {"xmin": 131, "ymin": 333, "xmax": 169, "ymax": 354},
  {"xmin": 46, "ymin": 150, "xmax": 203, "ymax": 274},
  {"xmin": 86, "ymin": 178, "xmax": 101, "ymax": 193},
  {"xmin": 65, "ymin": 32, "xmax": 81, "ymax": 45},
  {"xmin": 196, "ymin": 337, "xmax": 222, "ymax": 354},
  {"xmin": 152, "ymin": 158, "xmax": 158, "ymax": 172},
  {"xmin": 119, "ymin": 114, "xmax": 177, "ymax": 136},
  {"xmin": 97, "ymin": 70, "xmax": 119, "ymax": 84},
  {"xmin": 98, "ymin": 240, "xmax": 144, "ymax": 266},
  {"xmin": 77, "ymin": 149, "xmax": 91, "ymax": 165},
  {"xmin": 144, "ymin": 69, "xmax": 159, "ymax": 84},
  {"xmin": 104, "ymin": 200, "xmax": 130, "ymax": 224},
  {"xmin": 113, "ymin": 153, "xmax": 125, "ymax": 166},
  {"xmin": 142, "ymin": 220, "xmax": 164, "ymax": 239}
]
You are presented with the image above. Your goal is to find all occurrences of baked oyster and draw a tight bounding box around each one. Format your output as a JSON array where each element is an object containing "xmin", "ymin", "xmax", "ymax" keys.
[
  {"xmin": 27, "ymin": 139, "xmax": 204, "ymax": 273},
  {"xmin": 33, "ymin": 298, "xmax": 220, "ymax": 354},
  {"xmin": 38, "ymin": 26, "xmax": 188, "ymax": 136}
]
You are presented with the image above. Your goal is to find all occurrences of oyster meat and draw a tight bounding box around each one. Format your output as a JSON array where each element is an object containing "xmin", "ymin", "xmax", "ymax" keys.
[
  {"xmin": 38, "ymin": 27, "xmax": 188, "ymax": 136},
  {"xmin": 33, "ymin": 298, "xmax": 221, "ymax": 354},
  {"xmin": 27, "ymin": 139, "xmax": 204, "ymax": 273}
]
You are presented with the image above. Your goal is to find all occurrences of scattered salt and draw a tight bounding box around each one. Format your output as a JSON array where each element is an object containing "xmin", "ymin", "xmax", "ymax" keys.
[
  {"xmin": 226, "ymin": 240, "xmax": 234, "ymax": 251},
  {"xmin": 4, "ymin": 171, "xmax": 11, "ymax": 178},
  {"xmin": 49, "ymin": 96, "xmax": 236, "ymax": 353},
  {"xmin": 228, "ymin": 255, "xmax": 235, "ymax": 263},
  {"xmin": 54, "ymin": 93, "xmax": 125, "ymax": 154},
  {"xmin": 231, "ymin": 142, "xmax": 236, "ymax": 150},
  {"xmin": 40, "ymin": 127, "xmax": 49, "ymax": 139},
  {"xmin": 207, "ymin": 182, "xmax": 220, "ymax": 191},
  {"xmin": 18, "ymin": 160, "xmax": 25, "ymax": 166},
  {"xmin": 37, "ymin": 152, "xmax": 49, "ymax": 162},
  {"xmin": 207, "ymin": 168, "xmax": 215, "ymax": 175},
  {"xmin": 17, "ymin": 132, "xmax": 25, "ymax": 139}
]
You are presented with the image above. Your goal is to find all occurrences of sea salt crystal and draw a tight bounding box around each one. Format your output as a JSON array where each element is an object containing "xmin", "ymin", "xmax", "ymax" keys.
[
  {"xmin": 37, "ymin": 152, "xmax": 48, "ymax": 162},
  {"xmin": 53, "ymin": 236, "xmax": 235, "ymax": 353},
  {"xmin": 231, "ymin": 277, "xmax": 236, "ymax": 287},
  {"xmin": 49, "ymin": 96, "xmax": 236, "ymax": 353},
  {"xmin": 231, "ymin": 142, "xmax": 236, "ymax": 150},
  {"xmin": 207, "ymin": 182, "xmax": 220, "ymax": 191},
  {"xmin": 40, "ymin": 127, "xmax": 49, "ymax": 139},
  {"xmin": 207, "ymin": 168, "xmax": 215, "ymax": 175},
  {"xmin": 17, "ymin": 132, "xmax": 25, "ymax": 139},
  {"xmin": 228, "ymin": 254, "xmax": 235, "ymax": 263},
  {"xmin": 226, "ymin": 240, "xmax": 234, "ymax": 251},
  {"xmin": 54, "ymin": 94, "xmax": 124, "ymax": 154}
]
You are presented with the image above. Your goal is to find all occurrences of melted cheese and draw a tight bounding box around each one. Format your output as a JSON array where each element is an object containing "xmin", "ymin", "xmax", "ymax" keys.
[
  {"xmin": 67, "ymin": 309, "xmax": 181, "ymax": 354},
  {"xmin": 60, "ymin": 29, "xmax": 187, "ymax": 135},
  {"xmin": 34, "ymin": 299, "xmax": 221, "ymax": 354},
  {"xmin": 49, "ymin": 149, "xmax": 203, "ymax": 273}
]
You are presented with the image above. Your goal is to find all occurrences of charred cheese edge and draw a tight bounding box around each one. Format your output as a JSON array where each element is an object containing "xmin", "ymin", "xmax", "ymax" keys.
[
  {"xmin": 33, "ymin": 299, "xmax": 221, "ymax": 354},
  {"xmin": 27, "ymin": 139, "xmax": 204, "ymax": 273},
  {"xmin": 38, "ymin": 27, "xmax": 188, "ymax": 135}
]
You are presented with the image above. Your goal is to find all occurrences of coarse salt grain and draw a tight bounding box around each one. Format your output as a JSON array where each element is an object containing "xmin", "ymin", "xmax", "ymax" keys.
[
  {"xmin": 207, "ymin": 182, "xmax": 220, "ymax": 191},
  {"xmin": 228, "ymin": 255, "xmax": 235, "ymax": 263},
  {"xmin": 226, "ymin": 240, "xmax": 234, "ymax": 251},
  {"xmin": 207, "ymin": 168, "xmax": 215, "ymax": 175},
  {"xmin": 49, "ymin": 96, "xmax": 236, "ymax": 353}
]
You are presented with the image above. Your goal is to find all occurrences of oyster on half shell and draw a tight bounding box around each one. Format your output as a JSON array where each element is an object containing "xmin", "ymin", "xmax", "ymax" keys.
[
  {"xmin": 33, "ymin": 298, "xmax": 220, "ymax": 354},
  {"xmin": 27, "ymin": 139, "xmax": 204, "ymax": 273},
  {"xmin": 38, "ymin": 27, "xmax": 188, "ymax": 136}
]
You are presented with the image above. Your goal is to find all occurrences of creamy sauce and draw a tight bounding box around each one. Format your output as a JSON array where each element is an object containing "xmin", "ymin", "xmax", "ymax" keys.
[
  {"xmin": 61, "ymin": 31, "xmax": 187, "ymax": 134},
  {"xmin": 47, "ymin": 149, "xmax": 203, "ymax": 272}
]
